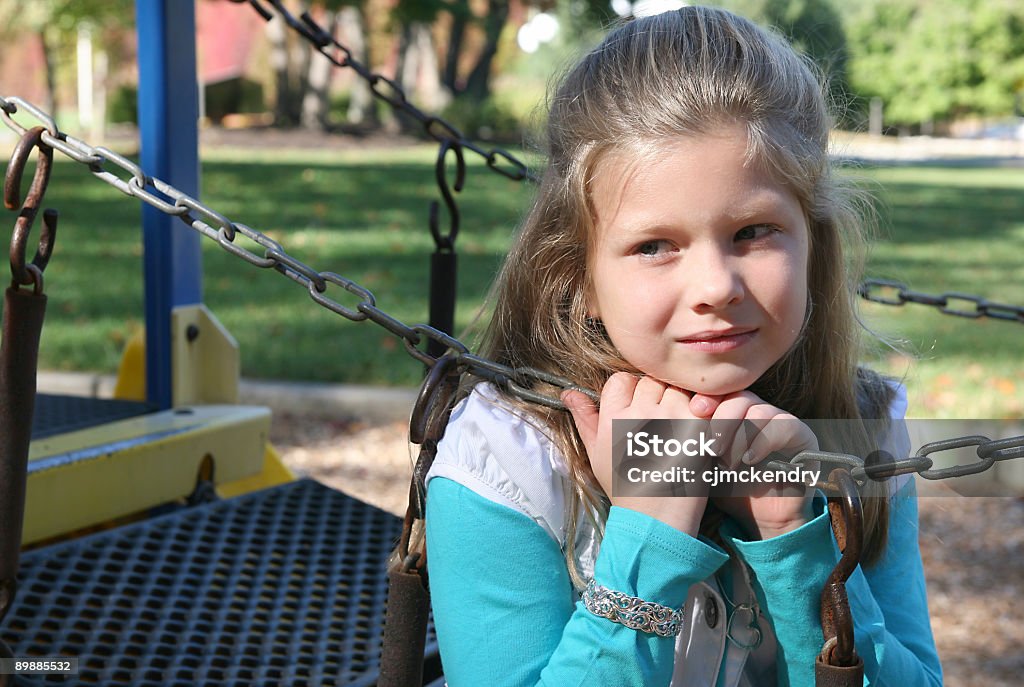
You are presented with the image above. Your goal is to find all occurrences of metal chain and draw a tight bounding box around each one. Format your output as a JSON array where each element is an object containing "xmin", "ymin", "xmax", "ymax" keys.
[
  {"xmin": 238, "ymin": 0, "xmax": 1024, "ymax": 322},
  {"xmin": 3, "ymin": 94, "xmax": 1023, "ymax": 496},
  {"xmin": 859, "ymin": 278, "xmax": 1024, "ymax": 324},
  {"xmin": 227, "ymin": 0, "xmax": 537, "ymax": 184},
  {"xmin": 764, "ymin": 432, "xmax": 1024, "ymax": 489},
  {"xmin": 236, "ymin": 0, "xmax": 1023, "ymax": 327},
  {"xmin": 0, "ymin": 94, "xmax": 588, "ymax": 409}
]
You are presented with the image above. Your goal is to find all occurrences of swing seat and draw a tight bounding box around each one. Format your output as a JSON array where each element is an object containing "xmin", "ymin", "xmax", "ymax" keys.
[
  {"xmin": 23, "ymin": 400, "xmax": 271, "ymax": 547},
  {"xmin": 3, "ymin": 478, "xmax": 442, "ymax": 685},
  {"xmin": 32, "ymin": 393, "xmax": 155, "ymax": 440}
]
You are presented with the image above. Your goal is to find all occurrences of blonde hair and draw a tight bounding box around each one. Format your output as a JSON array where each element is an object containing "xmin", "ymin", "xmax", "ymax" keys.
[{"xmin": 469, "ymin": 6, "xmax": 893, "ymax": 584}]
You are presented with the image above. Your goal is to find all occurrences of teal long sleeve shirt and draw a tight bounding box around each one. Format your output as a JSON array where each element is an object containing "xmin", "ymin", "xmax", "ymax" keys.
[{"xmin": 425, "ymin": 476, "xmax": 943, "ymax": 687}]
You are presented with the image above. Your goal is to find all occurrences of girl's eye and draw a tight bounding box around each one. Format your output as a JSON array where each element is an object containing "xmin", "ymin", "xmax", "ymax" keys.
[
  {"xmin": 635, "ymin": 240, "xmax": 674, "ymax": 257},
  {"xmin": 735, "ymin": 224, "xmax": 776, "ymax": 242}
]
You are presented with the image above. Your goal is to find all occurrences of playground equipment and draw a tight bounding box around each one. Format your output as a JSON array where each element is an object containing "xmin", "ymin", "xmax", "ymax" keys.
[{"xmin": 1, "ymin": 2, "xmax": 1023, "ymax": 686}]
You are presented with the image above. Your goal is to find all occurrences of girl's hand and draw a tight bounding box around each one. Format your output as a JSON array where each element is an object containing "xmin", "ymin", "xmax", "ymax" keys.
[
  {"xmin": 562, "ymin": 373, "xmax": 709, "ymax": 537},
  {"xmin": 705, "ymin": 391, "xmax": 817, "ymax": 540}
]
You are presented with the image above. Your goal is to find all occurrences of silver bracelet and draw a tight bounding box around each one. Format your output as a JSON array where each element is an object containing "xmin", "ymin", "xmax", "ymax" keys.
[{"xmin": 582, "ymin": 580, "xmax": 684, "ymax": 637}]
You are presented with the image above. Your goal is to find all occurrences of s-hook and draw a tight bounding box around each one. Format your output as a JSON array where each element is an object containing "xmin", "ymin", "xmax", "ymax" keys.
[
  {"xmin": 4, "ymin": 125, "xmax": 57, "ymax": 293},
  {"xmin": 815, "ymin": 468, "xmax": 865, "ymax": 686},
  {"xmin": 1, "ymin": 125, "xmax": 56, "ymax": 687},
  {"xmin": 380, "ymin": 355, "xmax": 462, "ymax": 687},
  {"xmin": 428, "ymin": 139, "xmax": 465, "ymax": 252},
  {"xmin": 426, "ymin": 141, "xmax": 465, "ymax": 360}
]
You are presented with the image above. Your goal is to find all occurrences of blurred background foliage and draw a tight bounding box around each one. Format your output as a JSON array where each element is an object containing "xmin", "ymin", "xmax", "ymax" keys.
[
  {"xmin": 1, "ymin": 1, "xmax": 1022, "ymax": 418},
  {"xmin": 1, "ymin": 0, "xmax": 1022, "ymax": 141}
]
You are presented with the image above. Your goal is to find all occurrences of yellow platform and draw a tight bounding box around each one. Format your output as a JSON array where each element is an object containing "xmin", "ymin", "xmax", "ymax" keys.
[{"xmin": 24, "ymin": 404, "xmax": 276, "ymax": 545}]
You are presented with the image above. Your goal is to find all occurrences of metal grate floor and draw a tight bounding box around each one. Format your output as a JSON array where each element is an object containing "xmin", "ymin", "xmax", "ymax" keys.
[
  {"xmin": 3, "ymin": 479, "xmax": 439, "ymax": 686},
  {"xmin": 31, "ymin": 394, "xmax": 155, "ymax": 440}
]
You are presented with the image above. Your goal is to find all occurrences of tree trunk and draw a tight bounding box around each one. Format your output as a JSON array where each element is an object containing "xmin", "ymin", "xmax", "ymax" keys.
[
  {"xmin": 292, "ymin": 15, "xmax": 311, "ymax": 124},
  {"xmin": 40, "ymin": 27, "xmax": 58, "ymax": 117},
  {"xmin": 462, "ymin": 0, "xmax": 510, "ymax": 103},
  {"xmin": 339, "ymin": 4, "xmax": 378, "ymax": 127},
  {"xmin": 267, "ymin": 12, "xmax": 295, "ymax": 126},
  {"xmin": 300, "ymin": 11, "xmax": 337, "ymax": 130},
  {"xmin": 443, "ymin": 0, "xmax": 470, "ymax": 94},
  {"xmin": 398, "ymin": 22, "xmax": 448, "ymax": 114},
  {"xmin": 93, "ymin": 45, "xmax": 109, "ymax": 143}
]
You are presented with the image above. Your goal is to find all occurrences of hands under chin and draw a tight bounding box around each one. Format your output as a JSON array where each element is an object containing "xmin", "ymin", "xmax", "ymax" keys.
[
  {"xmin": 688, "ymin": 390, "xmax": 817, "ymax": 541},
  {"xmin": 562, "ymin": 373, "xmax": 712, "ymax": 537},
  {"xmin": 563, "ymin": 375, "xmax": 818, "ymax": 540}
]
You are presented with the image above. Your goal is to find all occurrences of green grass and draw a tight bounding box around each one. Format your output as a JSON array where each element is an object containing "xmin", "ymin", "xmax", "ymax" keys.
[
  {"xmin": 853, "ymin": 164, "xmax": 1024, "ymax": 419},
  {"xmin": 30, "ymin": 144, "xmax": 532, "ymax": 386},
  {"xmin": 13, "ymin": 147, "xmax": 1024, "ymax": 417}
]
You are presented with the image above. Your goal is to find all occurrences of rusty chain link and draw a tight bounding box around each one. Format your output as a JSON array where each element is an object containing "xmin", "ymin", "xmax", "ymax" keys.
[{"xmin": 3, "ymin": 93, "xmax": 1023, "ymax": 496}]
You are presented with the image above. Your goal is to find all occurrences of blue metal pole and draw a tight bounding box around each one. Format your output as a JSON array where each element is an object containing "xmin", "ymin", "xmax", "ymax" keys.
[{"xmin": 135, "ymin": 0, "xmax": 203, "ymax": 410}]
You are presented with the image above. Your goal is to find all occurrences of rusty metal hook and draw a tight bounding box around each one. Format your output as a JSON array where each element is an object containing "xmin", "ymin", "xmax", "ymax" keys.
[
  {"xmin": 428, "ymin": 140, "xmax": 465, "ymax": 252},
  {"xmin": 819, "ymin": 468, "xmax": 864, "ymax": 669},
  {"xmin": 5, "ymin": 126, "xmax": 57, "ymax": 290},
  {"xmin": 404, "ymin": 354, "xmax": 462, "ymax": 548},
  {"xmin": 409, "ymin": 354, "xmax": 462, "ymax": 446}
]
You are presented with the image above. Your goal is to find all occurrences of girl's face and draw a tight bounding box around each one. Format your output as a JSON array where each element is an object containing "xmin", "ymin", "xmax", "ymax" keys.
[{"xmin": 587, "ymin": 126, "xmax": 809, "ymax": 396}]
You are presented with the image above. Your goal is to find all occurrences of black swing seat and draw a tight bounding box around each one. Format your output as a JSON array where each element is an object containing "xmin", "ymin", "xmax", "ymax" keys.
[
  {"xmin": 32, "ymin": 393, "xmax": 156, "ymax": 440},
  {"xmin": 3, "ymin": 478, "xmax": 442, "ymax": 686}
]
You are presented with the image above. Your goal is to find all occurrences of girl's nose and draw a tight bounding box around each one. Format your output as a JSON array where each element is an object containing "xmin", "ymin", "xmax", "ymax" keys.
[{"xmin": 686, "ymin": 245, "xmax": 743, "ymax": 311}]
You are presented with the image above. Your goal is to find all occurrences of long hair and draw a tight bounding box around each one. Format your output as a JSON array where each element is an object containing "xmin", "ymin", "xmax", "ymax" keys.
[{"xmin": 470, "ymin": 6, "xmax": 893, "ymax": 584}]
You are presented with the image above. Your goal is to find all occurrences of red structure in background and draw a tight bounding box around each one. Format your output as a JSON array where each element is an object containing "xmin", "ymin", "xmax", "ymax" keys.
[
  {"xmin": 0, "ymin": 35, "xmax": 48, "ymax": 108},
  {"xmin": 196, "ymin": 0, "xmax": 265, "ymax": 86}
]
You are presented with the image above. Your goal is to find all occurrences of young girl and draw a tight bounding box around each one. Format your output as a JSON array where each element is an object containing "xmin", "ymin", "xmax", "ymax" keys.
[{"xmin": 423, "ymin": 7, "xmax": 942, "ymax": 686}]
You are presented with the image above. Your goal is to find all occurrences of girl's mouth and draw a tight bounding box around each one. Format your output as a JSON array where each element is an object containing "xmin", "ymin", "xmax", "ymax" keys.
[{"xmin": 676, "ymin": 328, "xmax": 757, "ymax": 352}]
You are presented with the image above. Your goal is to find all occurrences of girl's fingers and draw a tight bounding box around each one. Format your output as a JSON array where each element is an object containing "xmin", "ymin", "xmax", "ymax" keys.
[
  {"xmin": 688, "ymin": 393, "xmax": 721, "ymax": 418},
  {"xmin": 601, "ymin": 372, "xmax": 640, "ymax": 412},
  {"xmin": 659, "ymin": 385, "xmax": 693, "ymax": 413},
  {"xmin": 709, "ymin": 392, "xmax": 760, "ymax": 463},
  {"xmin": 710, "ymin": 391, "xmax": 760, "ymax": 421},
  {"xmin": 561, "ymin": 389, "xmax": 600, "ymax": 456},
  {"xmin": 740, "ymin": 411, "xmax": 817, "ymax": 465},
  {"xmin": 632, "ymin": 375, "xmax": 667, "ymax": 406}
]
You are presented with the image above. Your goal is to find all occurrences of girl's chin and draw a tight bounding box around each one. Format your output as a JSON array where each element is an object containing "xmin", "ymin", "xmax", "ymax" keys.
[{"xmin": 662, "ymin": 373, "xmax": 758, "ymax": 397}]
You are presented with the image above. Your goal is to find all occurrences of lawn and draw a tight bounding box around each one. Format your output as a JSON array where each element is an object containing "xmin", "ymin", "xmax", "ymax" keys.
[
  {"xmin": 17, "ymin": 144, "xmax": 1024, "ymax": 418},
  {"xmin": 853, "ymin": 164, "xmax": 1024, "ymax": 418}
]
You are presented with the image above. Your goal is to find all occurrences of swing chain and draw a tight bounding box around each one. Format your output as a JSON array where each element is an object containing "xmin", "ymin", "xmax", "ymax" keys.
[
  {"xmin": 226, "ymin": 0, "xmax": 536, "ymax": 184},
  {"xmin": 860, "ymin": 278, "xmax": 1024, "ymax": 324},
  {"xmin": 3, "ymin": 94, "xmax": 1024, "ymax": 496},
  {"xmin": 232, "ymin": 0, "xmax": 1024, "ymax": 324},
  {"xmin": 820, "ymin": 469, "xmax": 863, "ymax": 670},
  {"xmin": 760, "ymin": 432, "xmax": 1024, "ymax": 489}
]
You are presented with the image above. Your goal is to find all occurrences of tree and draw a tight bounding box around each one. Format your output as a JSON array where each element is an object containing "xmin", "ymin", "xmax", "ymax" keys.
[
  {"xmin": 461, "ymin": 0, "xmax": 510, "ymax": 102},
  {"xmin": 337, "ymin": 2, "xmax": 377, "ymax": 127},
  {"xmin": 393, "ymin": 0, "xmax": 449, "ymax": 120},
  {"xmin": 844, "ymin": 0, "xmax": 1024, "ymax": 128},
  {"xmin": 262, "ymin": 0, "xmax": 617, "ymax": 134},
  {"xmin": 0, "ymin": 0, "xmax": 132, "ymax": 120}
]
